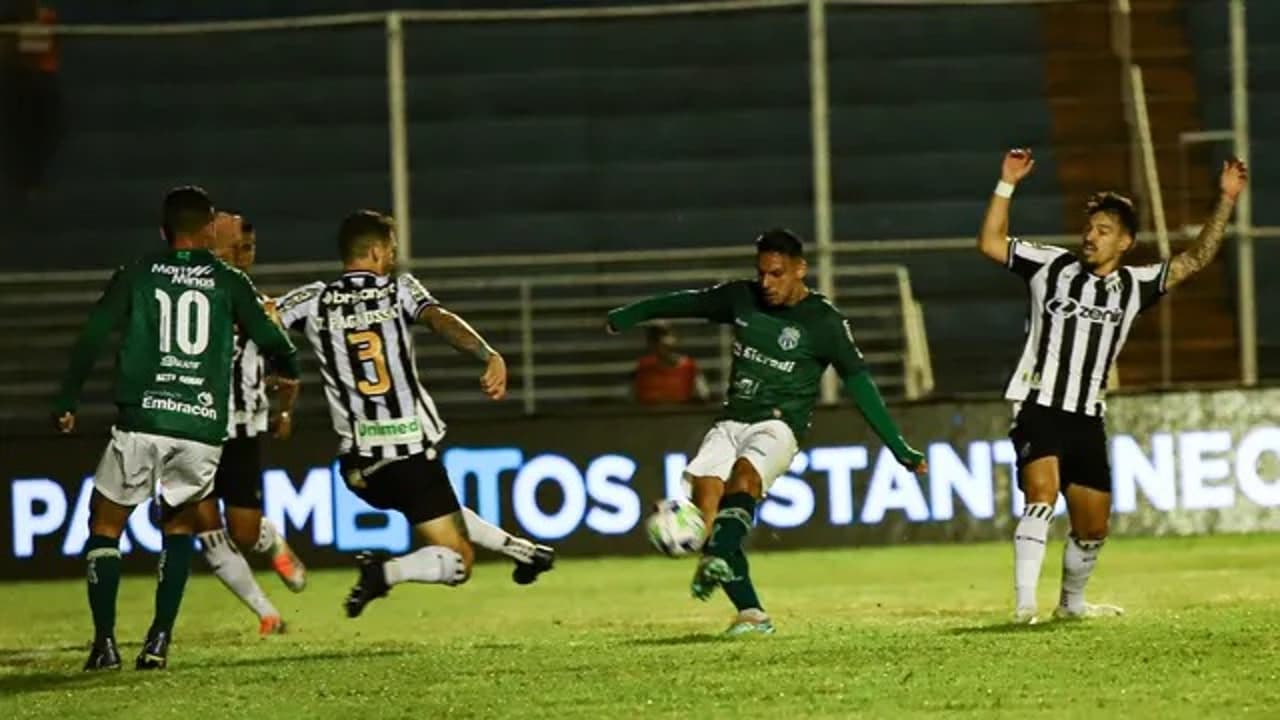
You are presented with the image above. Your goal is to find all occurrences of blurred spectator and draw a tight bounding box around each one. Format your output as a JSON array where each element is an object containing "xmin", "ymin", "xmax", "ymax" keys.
[
  {"xmin": 3, "ymin": 0, "xmax": 60, "ymax": 198},
  {"xmin": 632, "ymin": 322, "xmax": 710, "ymax": 405}
]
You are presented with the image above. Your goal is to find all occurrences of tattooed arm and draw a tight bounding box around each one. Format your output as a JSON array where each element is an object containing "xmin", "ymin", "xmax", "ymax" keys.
[
  {"xmin": 1167, "ymin": 158, "xmax": 1249, "ymax": 290},
  {"xmin": 420, "ymin": 306, "xmax": 507, "ymax": 400}
]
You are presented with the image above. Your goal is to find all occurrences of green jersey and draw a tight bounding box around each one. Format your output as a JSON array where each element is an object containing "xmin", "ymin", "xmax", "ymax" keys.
[
  {"xmin": 55, "ymin": 248, "xmax": 300, "ymax": 445},
  {"xmin": 608, "ymin": 280, "xmax": 866, "ymax": 440}
]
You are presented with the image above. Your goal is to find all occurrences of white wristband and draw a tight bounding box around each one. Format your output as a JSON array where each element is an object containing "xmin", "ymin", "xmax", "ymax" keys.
[{"xmin": 994, "ymin": 181, "xmax": 1016, "ymax": 199}]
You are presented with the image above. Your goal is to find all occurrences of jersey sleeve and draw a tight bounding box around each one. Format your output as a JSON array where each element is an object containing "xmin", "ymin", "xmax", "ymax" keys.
[
  {"xmin": 275, "ymin": 281, "xmax": 323, "ymax": 332},
  {"xmin": 398, "ymin": 273, "xmax": 438, "ymax": 323},
  {"xmin": 54, "ymin": 266, "xmax": 133, "ymax": 413},
  {"xmin": 1007, "ymin": 238, "xmax": 1070, "ymax": 281},
  {"xmin": 817, "ymin": 308, "xmax": 868, "ymax": 379},
  {"xmin": 607, "ymin": 281, "xmax": 740, "ymax": 331},
  {"xmin": 1130, "ymin": 261, "xmax": 1170, "ymax": 313},
  {"xmin": 228, "ymin": 271, "xmax": 300, "ymax": 380}
]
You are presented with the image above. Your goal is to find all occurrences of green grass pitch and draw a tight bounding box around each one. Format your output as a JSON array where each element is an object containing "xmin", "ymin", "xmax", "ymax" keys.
[{"xmin": 4, "ymin": 534, "xmax": 1280, "ymax": 719}]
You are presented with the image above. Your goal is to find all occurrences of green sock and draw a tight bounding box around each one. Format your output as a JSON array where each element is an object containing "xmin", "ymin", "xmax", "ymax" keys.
[
  {"xmin": 704, "ymin": 492, "xmax": 756, "ymax": 561},
  {"xmin": 723, "ymin": 550, "xmax": 764, "ymax": 613},
  {"xmin": 85, "ymin": 535, "xmax": 121, "ymax": 641},
  {"xmin": 150, "ymin": 534, "xmax": 194, "ymax": 637}
]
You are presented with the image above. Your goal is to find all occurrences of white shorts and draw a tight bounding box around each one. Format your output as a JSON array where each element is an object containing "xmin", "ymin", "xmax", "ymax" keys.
[
  {"xmin": 682, "ymin": 419, "xmax": 798, "ymax": 495},
  {"xmin": 93, "ymin": 427, "xmax": 222, "ymax": 508}
]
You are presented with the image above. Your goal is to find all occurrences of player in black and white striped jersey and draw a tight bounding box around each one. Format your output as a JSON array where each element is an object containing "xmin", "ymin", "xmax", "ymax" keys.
[
  {"xmin": 195, "ymin": 212, "xmax": 308, "ymax": 637},
  {"xmin": 979, "ymin": 148, "xmax": 1249, "ymax": 623},
  {"xmin": 275, "ymin": 210, "xmax": 554, "ymax": 618}
]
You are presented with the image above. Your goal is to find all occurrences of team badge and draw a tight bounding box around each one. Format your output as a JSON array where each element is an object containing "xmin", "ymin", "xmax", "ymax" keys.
[{"xmin": 778, "ymin": 326, "xmax": 800, "ymax": 351}]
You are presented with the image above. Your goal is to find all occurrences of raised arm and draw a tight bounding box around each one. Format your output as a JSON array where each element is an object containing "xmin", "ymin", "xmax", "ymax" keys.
[
  {"xmin": 977, "ymin": 148, "xmax": 1037, "ymax": 266},
  {"xmin": 606, "ymin": 282, "xmax": 737, "ymax": 334},
  {"xmin": 1166, "ymin": 158, "xmax": 1249, "ymax": 290}
]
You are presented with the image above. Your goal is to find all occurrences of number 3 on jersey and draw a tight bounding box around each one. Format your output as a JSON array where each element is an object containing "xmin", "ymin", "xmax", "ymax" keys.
[
  {"xmin": 154, "ymin": 288, "xmax": 210, "ymax": 355},
  {"xmin": 347, "ymin": 330, "xmax": 391, "ymax": 396}
]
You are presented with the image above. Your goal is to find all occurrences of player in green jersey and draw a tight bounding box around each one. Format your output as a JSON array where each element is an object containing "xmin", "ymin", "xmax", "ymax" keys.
[
  {"xmin": 607, "ymin": 229, "xmax": 927, "ymax": 635},
  {"xmin": 53, "ymin": 186, "xmax": 300, "ymax": 671}
]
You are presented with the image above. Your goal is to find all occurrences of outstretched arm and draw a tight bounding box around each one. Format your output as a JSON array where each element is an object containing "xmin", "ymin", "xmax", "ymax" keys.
[
  {"xmin": 420, "ymin": 305, "xmax": 506, "ymax": 400},
  {"xmin": 1166, "ymin": 158, "xmax": 1249, "ymax": 290},
  {"xmin": 606, "ymin": 283, "xmax": 736, "ymax": 334},
  {"xmin": 977, "ymin": 148, "xmax": 1036, "ymax": 266}
]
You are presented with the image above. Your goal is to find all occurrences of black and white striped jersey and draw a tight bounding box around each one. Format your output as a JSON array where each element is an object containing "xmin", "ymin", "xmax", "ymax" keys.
[
  {"xmin": 276, "ymin": 271, "xmax": 445, "ymax": 458},
  {"xmin": 227, "ymin": 330, "xmax": 268, "ymax": 439},
  {"xmin": 1003, "ymin": 238, "xmax": 1168, "ymax": 416}
]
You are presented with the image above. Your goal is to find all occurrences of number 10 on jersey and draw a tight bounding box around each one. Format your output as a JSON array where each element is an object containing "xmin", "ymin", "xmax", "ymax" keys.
[{"xmin": 154, "ymin": 288, "xmax": 210, "ymax": 355}]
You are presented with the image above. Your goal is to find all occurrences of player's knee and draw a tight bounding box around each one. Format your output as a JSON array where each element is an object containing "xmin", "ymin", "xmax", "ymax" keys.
[
  {"xmin": 1075, "ymin": 520, "xmax": 1109, "ymax": 542},
  {"xmin": 228, "ymin": 523, "xmax": 258, "ymax": 551}
]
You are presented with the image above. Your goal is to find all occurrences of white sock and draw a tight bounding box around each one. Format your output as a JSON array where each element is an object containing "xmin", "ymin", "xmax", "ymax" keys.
[
  {"xmin": 1013, "ymin": 502, "xmax": 1053, "ymax": 610},
  {"xmin": 1060, "ymin": 535, "xmax": 1104, "ymax": 611},
  {"xmin": 384, "ymin": 546, "xmax": 466, "ymax": 586},
  {"xmin": 461, "ymin": 507, "xmax": 535, "ymax": 563},
  {"xmin": 251, "ymin": 519, "xmax": 282, "ymax": 556},
  {"xmin": 199, "ymin": 529, "xmax": 278, "ymax": 619}
]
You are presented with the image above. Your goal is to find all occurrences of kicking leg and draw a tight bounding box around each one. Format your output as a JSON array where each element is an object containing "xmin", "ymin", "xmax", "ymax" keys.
[
  {"xmin": 345, "ymin": 510, "xmax": 473, "ymax": 618},
  {"xmin": 83, "ymin": 490, "xmax": 129, "ymax": 671},
  {"xmin": 1013, "ymin": 457, "xmax": 1059, "ymax": 623},
  {"xmin": 688, "ymin": 475, "xmax": 725, "ymax": 537},
  {"xmin": 1055, "ymin": 484, "xmax": 1121, "ymax": 619},
  {"xmin": 456, "ymin": 507, "xmax": 555, "ymax": 585},
  {"xmin": 197, "ymin": 500, "xmax": 283, "ymax": 635},
  {"xmin": 693, "ymin": 459, "xmax": 772, "ymax": 634}
]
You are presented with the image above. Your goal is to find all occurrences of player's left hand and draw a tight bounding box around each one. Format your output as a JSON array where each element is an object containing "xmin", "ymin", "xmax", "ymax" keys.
[
  {"xmin": 481, "ymin": 353, "xmax": 507, "ymax": 401},
  {"xmin": 897, "ymin": 446, "xmax": 927, "ymax": 475},
  {"xmin": 270, "ymin": 410, "xmax": 293, "ymax": 439},
  {"xmin": 54, "ymin": 411, "xmax": 75, "ymax": 434},
  {"xmin": 1221, "ymin": 157, "xmax": 1249, "ymax": 200}
]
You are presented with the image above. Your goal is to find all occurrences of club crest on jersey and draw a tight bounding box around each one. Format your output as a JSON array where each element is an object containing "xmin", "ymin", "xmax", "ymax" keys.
[{"xmin": 778, "ymin": 326, "xmax": 801, "ymax": 351}]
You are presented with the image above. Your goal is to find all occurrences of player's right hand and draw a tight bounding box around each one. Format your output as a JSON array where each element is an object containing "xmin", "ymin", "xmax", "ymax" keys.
[
  {"xmin": 1001, "ymin": 148, "xmax": 1036, "ymax": 185},
  {"xmin": 54, "ymin": 411, "xmax": 75, "ymax": 434}
]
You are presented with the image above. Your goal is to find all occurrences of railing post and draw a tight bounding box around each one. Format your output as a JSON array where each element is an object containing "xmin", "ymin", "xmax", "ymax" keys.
[
  {"xmin": 1231, "ymin": 0, "xmax": 1257, "ymax": 386},
  {"xmin": 386, "ymin": 11, "xmax": 412, "ymax": 260},
  {"xmin": 808, "ymin": 0, "xmax": 838, "ymax": 405},
  {"xmin": 520, "ymin": 281, "xmax": 536, "ymax": 414}
]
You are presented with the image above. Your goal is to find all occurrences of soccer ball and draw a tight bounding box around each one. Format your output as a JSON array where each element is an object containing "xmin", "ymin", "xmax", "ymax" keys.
[{"xmin": 646, "ymin": 499, "xmax": 706, "ymax": 557}]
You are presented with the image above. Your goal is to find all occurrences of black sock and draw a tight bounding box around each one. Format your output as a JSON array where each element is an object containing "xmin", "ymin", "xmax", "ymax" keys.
[
  {"xmin": 722, "ymin": 550, "xmax": 763, "ymax": 613},
  {"xmin": 704, "ymin": 492, "xmax": 756, "ymax": 561},
  {"xmin": 85, "ymin": 535, "xmax": 121, "ymax": 642},
  {"xmin": 149, "ymin": 534, "xmax": 194, "ymax": 637}
]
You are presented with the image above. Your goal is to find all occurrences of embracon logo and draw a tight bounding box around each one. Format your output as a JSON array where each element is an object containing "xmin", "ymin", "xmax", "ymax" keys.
[{"xmin": 1046, "ymin": 297, "xmax": 1124, "ymax": 324}]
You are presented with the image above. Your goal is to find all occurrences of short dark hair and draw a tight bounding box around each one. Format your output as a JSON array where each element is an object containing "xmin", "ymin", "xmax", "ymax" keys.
[
  {"xmin": 1085, "ymin": 191, "xmax": 1138, "ymax": 238},
  {"xmin": 755, "ymin": 228, "xmax": 804, "ymax": 258},
  {"xmin": 162, "ymin": 186, "xmax": 213, "ymax": 244},
  {"xmin": 645, "ymin": 321, "xmax": 674, "ymax": 346},
  {"xmin": 338, "ymin": 210, "xmax": 395, "ymax": 263}
]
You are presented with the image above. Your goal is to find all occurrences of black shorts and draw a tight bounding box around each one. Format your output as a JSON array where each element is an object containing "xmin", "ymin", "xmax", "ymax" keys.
[
  {"xmin": 337, "ymin": 451, "xmax": 461, "ymax": 525},
  {"xmin": 214, "ymin": 434, "xmax": 264, "ymax": 510},
  {"xmin": 1009, "ymin": 403, "xmax": 1112, "ymax": 493}
]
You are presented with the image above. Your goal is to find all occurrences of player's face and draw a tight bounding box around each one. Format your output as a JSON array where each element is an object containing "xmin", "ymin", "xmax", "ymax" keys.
[
  {"xmin": 235, "ymin": 230, "xmax": 257, "ymax": 272},
  {"xmin": 210, "ymin": 212, "xmax": 242, "ymax": 262},
  {"xmin": 756, "ymin": 251, "xmax": 807, "ymax": 307},
  {"xmin": 1081, "ymin": 211, "xmax": 1132, "ymax": 270}
]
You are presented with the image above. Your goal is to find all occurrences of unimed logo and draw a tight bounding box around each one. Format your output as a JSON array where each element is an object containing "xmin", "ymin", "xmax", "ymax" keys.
[{"xmin": 9, "ymin": 427, "xmax": 1280, "ymax": 559}]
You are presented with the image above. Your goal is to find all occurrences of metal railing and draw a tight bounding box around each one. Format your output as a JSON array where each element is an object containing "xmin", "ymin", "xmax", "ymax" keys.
[{"xmin": 0, "ymin": 243, "xmax": 931, "ymax": 422}]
